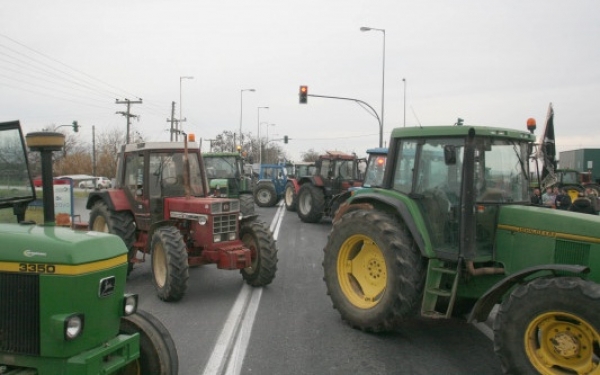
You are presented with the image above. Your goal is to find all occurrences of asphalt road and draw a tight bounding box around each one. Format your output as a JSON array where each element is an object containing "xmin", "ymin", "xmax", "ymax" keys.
[{"xmin": 74, "ymin": 198, "xmax": 502, "ymax": 375}]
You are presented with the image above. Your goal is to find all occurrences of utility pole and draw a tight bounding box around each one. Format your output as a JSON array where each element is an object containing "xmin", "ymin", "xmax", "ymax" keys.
[
  {"xmin": 115, "ymin": 98, "xmax": 142, "ymax": 143},
  {"xmin": 92, "ymin": 125, "xmax": 97, "ymax": 176},
  {"xmin": 166, "ymin": 101, "xmax": 181, "ymax": 142}
]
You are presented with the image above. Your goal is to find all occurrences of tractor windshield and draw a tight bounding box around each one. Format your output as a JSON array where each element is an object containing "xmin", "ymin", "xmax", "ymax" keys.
[
  {"xmin": 148, "ymin": 152, "xmax": 205, "ymax": 197},
  {"xmin": 0, "ymin": 122, "xmax": 35, "ymax": 210},
  {"xmin": 364, "ymin": 154, "xmax": 387, "ymax": 187},
  {"xmin": 204, "ymin": 156, "xmax": 239, "ymax": 179}
]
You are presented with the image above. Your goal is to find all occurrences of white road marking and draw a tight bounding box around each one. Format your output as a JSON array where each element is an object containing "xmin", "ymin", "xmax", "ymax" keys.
[{"xmin": 202, "ymin": 201, "xmax": 285, "ymax": 375}]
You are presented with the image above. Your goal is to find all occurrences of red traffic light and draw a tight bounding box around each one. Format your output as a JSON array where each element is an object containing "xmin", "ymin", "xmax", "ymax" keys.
[{"xmin": 299, "ymin": 85, "xmax": 308, "ymax": 104}]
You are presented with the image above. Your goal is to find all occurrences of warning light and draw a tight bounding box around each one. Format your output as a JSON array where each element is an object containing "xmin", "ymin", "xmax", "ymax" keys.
[
  {"xmin": 376, "ymin": 157, "xmax": 385, "ymax": 166},
  {"xmin": 527, "ymin": 118, "xmax": 537, "ymax": 133},
  {"xmin": 188, "ymin": 133, "xmax": 196, "ymax": 142},
  {"xmin": 299, "ymin": 85, "xmax": 308, "ymax": 104}
]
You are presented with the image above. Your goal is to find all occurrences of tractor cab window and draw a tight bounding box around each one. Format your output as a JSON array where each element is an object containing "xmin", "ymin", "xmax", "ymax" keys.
[
  {"xmin": 393, "ymin": 140, "xmax": 417, "ymax": 194},
  {"xmin": 149, "ymin": 152, "xmax": 205, "ymax": 198},
  {"xmin": 204, "ymin": 156, "xmax": 238, "ymax": 179},
  {"xmin": 474, "ymin": 139, "xmax": 529, "ymax": 203},
  {"xmin": 364, "ymin": 154, "xmax": 387, "ymax": 187},
  {"xmin": 336, "ymin": 160, "xmax": 355, "ymax": 179},
  {"xmin": 320, "ymin": 159, "xmax": 331, "ymax": 178},
  {"xmin": 125, "ymin": 153, "xmax": 144, "ymax": 198}
]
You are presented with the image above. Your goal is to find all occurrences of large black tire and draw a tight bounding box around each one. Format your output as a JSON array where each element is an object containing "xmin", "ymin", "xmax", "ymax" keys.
[
  {"xmin": 118, "ymin": 309, "xmax": 179, "ymax": 375},
  {"xmin": 240, "ymin": 219, "xmax": 278, "ymax": 286},
  {"xmin": 151, "ymin": 226, "xmax": 189, "ymax": 302},
  {"xmin": 323, "ymin": 209, "xmax": 426, "ymax": 332},
  {"xmin": 240, "ymin": 193, "xmax": 255, "ymax": 216},
  {"xmin": 254, "ymin": 182, "xmax": 278, "ymax": 207},
  {"xmin": 493, "ymin": 277, "xmax": 600, "ymax": 375},
  {"xmin": 284, "ymin": 182, "xmax": 297, "ymax": 212},
  {"xmin": 297, "ymin": 184, "xmax": 325, "ymax": 223},
  {"xmin": 89, "ymin": 201, "xmax": 137, "ymax": 275}
]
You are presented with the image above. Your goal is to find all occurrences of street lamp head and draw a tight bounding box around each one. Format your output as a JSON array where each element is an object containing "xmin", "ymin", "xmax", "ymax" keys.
[
  {"xmin": 180, "ymin": 76, "xmax": 194, "ymax": 79},
  {"xmin": 360, "ymin": 27, "xmax": 371, "ymax": 32}
]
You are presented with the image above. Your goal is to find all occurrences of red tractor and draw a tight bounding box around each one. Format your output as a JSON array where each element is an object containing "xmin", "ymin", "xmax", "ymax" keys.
[
  {"xmin": 283, "ymin": 162, "xmax": 315, "ymax": 211},
  {"xmin": 85, "ymin": 138, "xmax": 278, "ymax": 302},
  {"xmin": 295, "ymin": 151, "xmax": 366, "ymax": 223}
]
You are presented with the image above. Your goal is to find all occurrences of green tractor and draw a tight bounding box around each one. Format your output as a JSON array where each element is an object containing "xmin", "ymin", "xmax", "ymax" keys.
[
  {"xmin": 323, "ymin": 124, "xmax": 600, "ymax": 374},
  {"xmin": 203, "ymin": 151, "xmax": 255, "ymax": 216},
  {"xmin": 0, "ymin": 121, "xmax": 178, "ymax": 374}
]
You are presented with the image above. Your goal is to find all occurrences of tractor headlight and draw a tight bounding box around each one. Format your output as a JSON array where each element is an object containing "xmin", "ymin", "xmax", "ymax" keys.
[
  {"xmin": 227, "ymin": 232, "xmax": 236, "ymax": 241},
  {"xmin": 198, "ymin": 215, "xmax": 208, "ymax": 225},
  {"xmin": 64, "ymin": 314, "xmax": 84, "ymax": 340},
  {"xmin": 214, "ymin": 234, "xmax": 222, "ymax": 243},
  {"xmin": 123, "ymin": 293, "xmax": 138, "ymax": 316}
]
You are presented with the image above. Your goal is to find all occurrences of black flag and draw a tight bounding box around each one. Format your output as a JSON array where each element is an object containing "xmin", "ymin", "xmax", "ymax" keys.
[{"xmin": 540, "ymin": 103, "xmax": 557, "ymax": 189}]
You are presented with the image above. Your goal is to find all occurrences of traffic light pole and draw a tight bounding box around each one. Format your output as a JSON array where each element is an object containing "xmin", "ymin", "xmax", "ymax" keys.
[{"xmin": 306, "ymin": 93, "xmax": 383, "ymax": 147}]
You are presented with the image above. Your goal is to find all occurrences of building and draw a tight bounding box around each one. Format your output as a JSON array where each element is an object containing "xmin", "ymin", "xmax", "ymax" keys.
[{"xmin": 559, "ymin": 148, "xmax": 600, "ymax": 183}]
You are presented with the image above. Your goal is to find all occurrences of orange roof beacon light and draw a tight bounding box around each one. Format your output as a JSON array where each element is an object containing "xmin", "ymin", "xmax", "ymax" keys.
[
  {"xmin": 526, "ymin": 118, "xmax": 536, "ymax": 134},
  {"xmin": 188, "ymin": 133, "xmax": 196, "ymax": 142}
]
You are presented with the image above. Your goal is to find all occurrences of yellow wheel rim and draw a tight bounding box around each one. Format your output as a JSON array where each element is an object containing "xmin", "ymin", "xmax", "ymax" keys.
[
  {"xmin": 241, "ymin": 231, "xmax": 258, "ymax": 275},
  {"xmin": 337, "ymin": 234, "xmax": 387, "ymax": 309},
  {"xmin": 525, "ymin": 311, "xmax": 600, "ymax": 374},
  {"xmin": 153, "ymin": 242, "xmax": 167, "ymax": 288},
  {"xmin": 91, "ymin": 216, "xmax": 108, "ymax": 232}
]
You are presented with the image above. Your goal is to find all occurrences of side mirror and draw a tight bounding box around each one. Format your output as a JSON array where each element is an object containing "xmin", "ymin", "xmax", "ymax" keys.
[{"xmin": 444, "ymin": 145, "xmax": 457, "ymax": 165}]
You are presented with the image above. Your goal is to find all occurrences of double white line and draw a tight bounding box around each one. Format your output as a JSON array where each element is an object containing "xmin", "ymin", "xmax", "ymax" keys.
[{"xmin": 202, "ymin": 202, "xmax": 286, "ymax": 375}]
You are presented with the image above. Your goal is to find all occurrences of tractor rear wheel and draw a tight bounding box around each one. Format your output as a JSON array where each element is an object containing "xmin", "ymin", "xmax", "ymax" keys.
[
  {"xmin": 297, "ymin": 184, "xmax": 325, "ymax": 223},
  {"xmin": 240, "ymin": 193, "xmax": 255, "ymax": 216},
  {"xmin": 240, "ymin": 219, "xmax": 277, "ymax": 286},
  {"xmin": 254, "ymin": 182, "xmax": 278, "ymax": 207},
  {"xmin": 494, "ymin": 277, "xmax": 600, "ymax": 375},
  {"xmin": 89, "ymin": 201, "xmax": 137, "ymax": 275},
  {"xmin": 323, "ymin": 209, "xmax": 425, "ymax": 332},
  {"xmin": 151, "ymin": 226, "xmax": 189, "ymax": 302},
  {"xmin": 284, "ymin": 182, "xmax": 297, "ymax": 211},
  {"xmin": 118, "ymin": 309, "xmax": 179, "ymax": 375}
]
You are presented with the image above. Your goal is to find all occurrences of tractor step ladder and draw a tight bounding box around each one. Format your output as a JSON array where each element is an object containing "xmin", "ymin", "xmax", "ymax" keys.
[{"xmin": 421, "ymin": 258, "xmax": 461, "ymax": 319}]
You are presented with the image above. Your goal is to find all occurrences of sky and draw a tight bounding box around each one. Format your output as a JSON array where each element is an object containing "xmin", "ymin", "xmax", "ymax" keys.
[{"xmin": 1, "ymin": 0, "xmax": 599, "ymax": 162}]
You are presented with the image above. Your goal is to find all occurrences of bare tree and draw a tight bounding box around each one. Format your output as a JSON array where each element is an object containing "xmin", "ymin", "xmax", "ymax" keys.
[{"xmin": 301, "ymin": 149, "xmax": 321, "ymax": 162}]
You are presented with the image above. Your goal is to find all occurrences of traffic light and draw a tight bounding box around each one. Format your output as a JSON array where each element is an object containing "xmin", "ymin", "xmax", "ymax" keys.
[
  {"xmin": 299, "ymin": 85, "xmax": 308, "ymax": 104},
  {"xmin": 72, "ymin": 121, "xmax": 79, "ymax": 132},
  {"xmin": 284, "ymin": 135, "xmax": 288, "ymax": 144}
]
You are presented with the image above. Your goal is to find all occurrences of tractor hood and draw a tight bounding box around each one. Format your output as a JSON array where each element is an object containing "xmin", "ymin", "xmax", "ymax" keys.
[
  {"xmin": 164, "ymin": 196, "xmax": 240, "ymax": 216},
  {"xmin": 498, "ymin": 205, "xmax": 600, "ymax": 242},
  {"xmin": 0, "ymin": 223, "xmax": 127, "ymax": 264}
]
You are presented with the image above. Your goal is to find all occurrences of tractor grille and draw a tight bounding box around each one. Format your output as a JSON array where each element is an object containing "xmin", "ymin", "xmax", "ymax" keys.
[
  {"xmin": 0, "ymin": 273, "xmax": 40, "ymax": 356},
  {"xmin": 213, "ymin": 214, "xmax": 237, "ymax": 234},
  {"xmin": 555, "ymin": 240, "xmax": 590, "ymax": 266}
]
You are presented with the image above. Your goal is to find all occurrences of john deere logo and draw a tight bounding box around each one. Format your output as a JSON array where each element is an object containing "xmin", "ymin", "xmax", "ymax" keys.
[{"xmin": 99, "ymin": 276, "xmax": 116, "ymax": 297}]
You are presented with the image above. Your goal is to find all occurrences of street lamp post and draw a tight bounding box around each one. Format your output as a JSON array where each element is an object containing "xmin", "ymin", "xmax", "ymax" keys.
[
  {"xmin": 240, "ymin": 89, "xmax": 256, "ymax": 149},
  {"xmin": 403, "ymin": 78, "xmax": 406, "ymax": 127},
  {"xmin": 262, "ymin": 123, "xmax": 276, "ymax": 163},
  {"xmin": 178, "ymin": 76, "xmax": 194, "ymax": 141},
  {"xmin": 257, "ymin": 106, "xmax": 269, "ymax": 164},
  {"xmin": 360, "ymin": 26, "xmax": 385, "ymax": 147}
]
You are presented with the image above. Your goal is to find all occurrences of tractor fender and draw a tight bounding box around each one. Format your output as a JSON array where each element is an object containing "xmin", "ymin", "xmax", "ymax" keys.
[
  {"xmin": 468, "ymin": 264, "xmax": 590, "ymax": 323},
  {"xmin": 287, "ymin": 178, "xmax": 301, "ymax": 193},
  {"xmin": 241, "ymin": 214, "xmax": 260, "ymax": 223},
  {"xmin": 298, "ymin": 175, "xmax": 324, "ymax": 188},
  {"xmin": 346, "ymin": 193, "xmax": 427, "ymax": 256},
  {"xmin": 85, "ymin": 189, "xmax": 131, "ymax": 211}
]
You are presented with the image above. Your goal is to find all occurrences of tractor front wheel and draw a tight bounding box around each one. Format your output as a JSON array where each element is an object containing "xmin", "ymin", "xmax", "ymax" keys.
[
  {"xmin": 151, "ymin": 226, "xmax": 189, "ymax": 302},
  {"xmin": 254, "ymin": 182, "xmax": 278, "ymax": 207},
  {"xmin": 297, "ymin": 184, "xmax": 325, "ymax": 223},
  {"xmin": 118, "ymin": 309, "xmax": 179, "ymax": 375},
  {"xmin": 240, "ymin": 219, "xmax": 278, "ymax": 286},
  {"xmin": 284, "ymin": 182, "xmax": 297, "ymax": 211},
  {"xmin": 89, "ymin": 201, "xmax": 137, "ymax": 275},
  {"xmin": 323, "ymin": 209, "xmax": 425, "ymax": 332},
  {"xmin": 494, "ymin": 277, "xmax": 600, "ymax": 375}
]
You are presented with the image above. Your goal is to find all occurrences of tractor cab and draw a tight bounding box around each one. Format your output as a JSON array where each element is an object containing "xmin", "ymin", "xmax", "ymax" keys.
[
  {"xmin": 203, "ymin": 152, "xmax": 249, "ymax": 197},
  {"xmin": 388, "ymin": 126, "xmax": 532, "ymax": 260}
]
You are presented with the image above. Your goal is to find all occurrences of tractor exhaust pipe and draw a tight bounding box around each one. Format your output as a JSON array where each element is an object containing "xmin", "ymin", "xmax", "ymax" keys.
[{"xmin": 466, "ymin": 260, "xmax": 504, "ymax": 276}]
